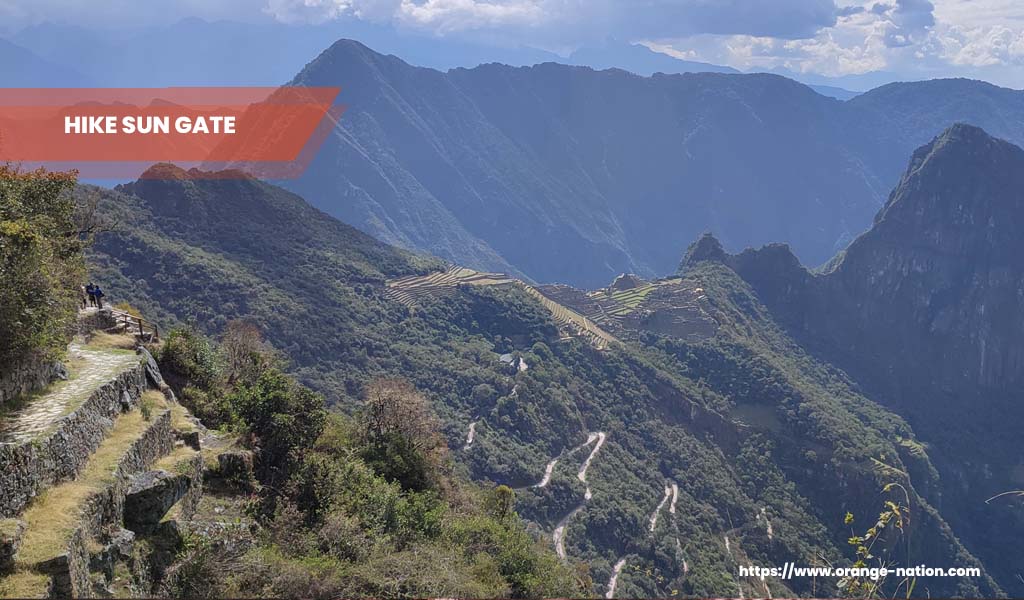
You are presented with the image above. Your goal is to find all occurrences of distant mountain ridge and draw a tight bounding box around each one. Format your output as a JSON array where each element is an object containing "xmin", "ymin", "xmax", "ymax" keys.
[
  {"xmin": 567, "ymin": 38, "xmax": 739, "ymax": 76},
  {"xmin": 0, "ymin": 37, "xmax": 91, "ymax": 87},
  {"xmin": 282, "ymin": 39, "xmax": 1024, "ymax": 287}
]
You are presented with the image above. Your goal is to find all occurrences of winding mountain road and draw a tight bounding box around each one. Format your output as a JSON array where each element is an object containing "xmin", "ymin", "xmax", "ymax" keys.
[
  {"xmin": 536, "ymin": 457, "xmax": 558, "ymax": 488},
  {"xmin": 606, "ymin": 558, "xmax": 627, "ymax": 599},
  {"xmin": 648, "ymin": 483, "xmax": 673, "ymax": 532},
  {"xmin": 463, "ymin": 420, "xmax": 477, "ymax": 450},
  {"xmin": 552, "ymin": 431, "xmax": 607, "ymax": 559}
]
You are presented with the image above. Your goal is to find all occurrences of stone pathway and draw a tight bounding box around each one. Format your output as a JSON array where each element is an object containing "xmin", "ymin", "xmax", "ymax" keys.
[{"xmin": 0, "ymin": 344, "xmax": 138, "ymax": 445}]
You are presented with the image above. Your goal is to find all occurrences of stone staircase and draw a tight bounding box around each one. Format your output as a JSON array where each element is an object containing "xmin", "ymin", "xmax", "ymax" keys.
[{"xmin": 0, "ymin": 321, "xmax": 207, "ymax": 597}]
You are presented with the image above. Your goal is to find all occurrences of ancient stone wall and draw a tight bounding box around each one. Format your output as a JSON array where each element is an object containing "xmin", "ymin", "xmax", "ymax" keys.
[
  {"xmin": 0, "ymin": 357, "xmax": 67, "ymax": 409},
  {"xmin": 0, "ymin": 363, "xmax": 146, "ymax": 518}
]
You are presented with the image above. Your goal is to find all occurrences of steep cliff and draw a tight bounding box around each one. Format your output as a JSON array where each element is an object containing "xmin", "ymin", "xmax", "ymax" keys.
[{"xmin": 689, "ymin": 124, "xmax": 1024, "ymax": 596}]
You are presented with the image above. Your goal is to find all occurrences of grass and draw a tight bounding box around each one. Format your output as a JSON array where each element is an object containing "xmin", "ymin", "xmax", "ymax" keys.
[
  {"xmin": 154, "ymin": 444, "xmax": 199, "ymax": 475},
  {"xmin": 86, "ymin": 331, "xmax": 138, "ymax": 351},
  {"xmin": 605, "ymin": 283, "xmax": 657, "ymax": 316},
  {"xmin": 168, "ymin": 398, "xmax": 198, "ymax": 434},
  {"xmin": 610, "ymin": 283, "xmax": 655, "ymax": 306},
  {"xmin": 13, "ymin": 396, "xmax": 169, "ymax": 567},
  {"xmin": 0, "ymin": 571, "xmax": 50, "ymax": 597},
  {"xmin": 0, "ymin": 519, "xmax": 21, "ymax": 538}
]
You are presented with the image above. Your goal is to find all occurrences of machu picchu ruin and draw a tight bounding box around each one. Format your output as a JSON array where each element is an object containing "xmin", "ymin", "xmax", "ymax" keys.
[
  {"xmin": 386, "ymin": 265, "xmax": 717, "ymax": 349},
  {"xmin": 387, "ymin": 265, "xmax": 618, "ymax": 349},
  {"xmin": 537, "ymin": 274, "xmax": 719, "ymax": 343}
]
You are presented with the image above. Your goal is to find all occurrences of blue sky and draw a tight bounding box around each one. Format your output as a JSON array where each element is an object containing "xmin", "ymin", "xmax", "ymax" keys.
[{"xmin": 2, "ymin": 0, "xmax": 1023, "ymax": 87}]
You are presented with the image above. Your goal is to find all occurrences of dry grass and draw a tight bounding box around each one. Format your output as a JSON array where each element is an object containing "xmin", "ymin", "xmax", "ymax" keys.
[
  {"xmin": 0, "ymin": 571, "xmax": 51, "ymax": 597},
  {"xmin": 168, "ymin": 399, "xmax": 198, "ymax": 434},
  {"xmin": 85, "ymin": 331, "xmax": 138, "ymax": 351},
  {"xmin": 14, "ymin": 397, "xmax": 169, "ymax": 567},
  {"xmin": 154, "ymin": 445, "xmax": 199, "ymax": 474}
]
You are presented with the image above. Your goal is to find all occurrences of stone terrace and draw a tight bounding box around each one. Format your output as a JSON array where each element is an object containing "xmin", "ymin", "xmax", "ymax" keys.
[
  {"xmin": 0, "ymin": 344, "xmax": 139, "ymax": 445},
  {"xmin": 0, "ymin": 317, "xmax": 210, "ymax": 598}
]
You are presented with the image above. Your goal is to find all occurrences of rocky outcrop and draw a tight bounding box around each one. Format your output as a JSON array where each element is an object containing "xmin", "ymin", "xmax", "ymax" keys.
[
  {"xmin": 137, "ymin": 347, "xmax": 164, "ymax": 389},
  {"xmin": 88, "ymin": 528, "xmax": 135, "ymax": 584},
  {"xmin": 0, "ymin": 518, "xmax": 24, "ymax": 569},
  {"xmin": 217, "ymin": 449, "xmax": 255, "ymax": 490},
  {"xmin": 609, "ymin": 273, "xmax": 644, "ymax": 291},
  {"xmin": 124, "ymin": 453, "xmax": 203, "ymax": 534},
  {"xmin": 0, "ymin": 363, "xmax": 146, "ymax": 518},
  {"xmin": 75, "ymin": 308, "xmax": 118, "ymax": 337}
]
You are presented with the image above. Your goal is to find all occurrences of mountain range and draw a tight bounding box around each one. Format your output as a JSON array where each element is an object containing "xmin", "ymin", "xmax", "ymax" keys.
[
  {"xmin": 8, "ymin": 26, "xmax": 1024, "ymax": 290},
  {"xmin": 283, "ymin": 40, "xmax": 1024, "ymax": 287},
  {"xmin": 2, "ymin": 20, "xmax": 855, "ymax": 94},
  {"xmin": 83, "ymin": 123, "xmax": 1024, "ymax": 597}
]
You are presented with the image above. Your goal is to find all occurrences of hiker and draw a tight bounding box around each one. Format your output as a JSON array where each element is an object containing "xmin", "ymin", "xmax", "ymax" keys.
[
  {"xmin": 79, "ymin": 285, "xmax": 88, "ymax": 309},
  {"xmin": 93, "ymin": 285, "xmax": 105, "ymax": 309},
  {"xmin": 85, "ymin": 283, "xmax": 96, "ymax": 307}
]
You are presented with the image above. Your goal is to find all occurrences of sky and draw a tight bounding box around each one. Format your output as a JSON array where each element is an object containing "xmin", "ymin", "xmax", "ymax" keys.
[{"xmin": 2, "ymin": 0, "xmax": 1023, "ymax": 87}]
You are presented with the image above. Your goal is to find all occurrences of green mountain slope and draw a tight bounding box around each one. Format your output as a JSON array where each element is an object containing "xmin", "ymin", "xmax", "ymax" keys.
[{"xmin": 86, "ymin": 165, "xmax": 998, "ymax": 597}]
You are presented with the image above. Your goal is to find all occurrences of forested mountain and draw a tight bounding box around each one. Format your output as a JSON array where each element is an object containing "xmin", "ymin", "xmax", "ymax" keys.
[
  {"xmin": 691, "ymin": 124, "xmax": 1024, "ymax": 596},
  {"xmin": 84, "ymin": 136, "xmax": 1016, "ymax": 595},
  {"xmin": 284, "ymin": 40, "xmax": 1024, "ymax": 288}
]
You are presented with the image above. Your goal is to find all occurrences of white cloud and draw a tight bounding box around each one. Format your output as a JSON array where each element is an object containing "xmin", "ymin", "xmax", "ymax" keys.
[
  {"xmin": 940, "ymin": 24, "xmax": 1024, "ymax": 66},
  {"xmin": 2, "ymin": 0, "xmax": 1023, "ymax": 86},
  {"xmin": 264, "ymin": 0, "xmax": 843, "ymax": 40},
  {"xmin": 395, "ymin": 0, "xmax": 544, "ymax": 33},
  {"xmin": 648, "ymin": 0, "xmax": 1024, "ymax": 85},
  {"xmin": 264, "ymin": 0, "xmax": 543, "ymax": 29}
]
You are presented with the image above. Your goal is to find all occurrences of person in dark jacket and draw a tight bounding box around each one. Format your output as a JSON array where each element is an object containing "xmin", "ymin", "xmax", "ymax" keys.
[
  {"xmin": 93, "ymin": 285, "xmax": 105, "ymax": 309},
  {"xmin": 86, "ymin": 283, "xmax": 96, "ymax": 307}
]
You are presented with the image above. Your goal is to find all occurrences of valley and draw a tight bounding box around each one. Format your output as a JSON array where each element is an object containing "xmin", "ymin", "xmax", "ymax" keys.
[
  {"xmin": 74, "ymin": 125, "xmax": 1017, "ymax": 596},
  {"xmin": 2, "ymin": 4, "xmax": 1024, "ymax": 598}
]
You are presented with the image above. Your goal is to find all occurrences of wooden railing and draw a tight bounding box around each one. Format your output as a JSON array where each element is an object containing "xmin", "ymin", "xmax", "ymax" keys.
[{"xmin": 109, "ymin": 308, "xmax": 160, "ymax": 341}]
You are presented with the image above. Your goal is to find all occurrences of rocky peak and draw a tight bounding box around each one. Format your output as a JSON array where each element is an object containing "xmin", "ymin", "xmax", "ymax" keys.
[
  {"xmin": 827, "ymin": 124, "xmax": 1024, "ymax": 386},
  {"xmin": 872, "ymin": 123, "xmax": 1024, "ymax": 239},
  {"xmin": 679, "ymin": 232, "xmax": 727, "ymax": 272},
  {"xmin": 609, "ymin": 273, "xmax": 645, "ymax": 291}
]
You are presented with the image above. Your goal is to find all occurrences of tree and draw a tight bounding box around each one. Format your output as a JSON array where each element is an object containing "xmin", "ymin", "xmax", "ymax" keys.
[
  {"xmin": 230, "ymin": 368, "xmax": 327, "ymax": 489},
  {"xmin": 486, "ymin": 485, "xmax": 516, "ymax": 522},
  {"xmin": 0, "ymin": 166, "xmax": 83, "ymax": 370},
  {"xmin": 221, "ymin": 319, "xmax": 278, "ymax": 384},
  {"xmin": 358, "ymin": 378, "xmax": 446, "ymax": 491}
]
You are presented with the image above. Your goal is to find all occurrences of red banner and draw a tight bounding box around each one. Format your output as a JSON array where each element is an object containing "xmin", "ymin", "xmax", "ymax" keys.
[{"xmin": 0, "ymin": 87, "xmax": 343, "ymax": 178}]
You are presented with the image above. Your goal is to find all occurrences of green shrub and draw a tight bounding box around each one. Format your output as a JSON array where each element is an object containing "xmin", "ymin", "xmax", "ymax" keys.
[
  {"xmin": 159, "ymin": 326, "xmax": 221, "ymax": 390},
  {"xmin": 228, "ymin": 368, "xmax": 326, "ymax": 488}
]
